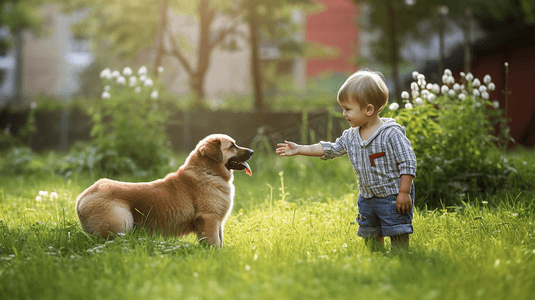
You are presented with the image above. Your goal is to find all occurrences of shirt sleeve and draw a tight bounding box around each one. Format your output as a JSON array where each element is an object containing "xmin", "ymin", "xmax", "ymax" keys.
[
  {"xmin": 318, "ymin": 130, "xmax": 349, "ymax": 160},
  {"xmin": 388, "ymin": 129, "xmax": 417, "ymax": 178}
]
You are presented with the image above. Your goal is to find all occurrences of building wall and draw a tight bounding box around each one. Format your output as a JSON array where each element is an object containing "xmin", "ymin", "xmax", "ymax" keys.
[
  {"xmin": 305, "ymin": 0, "xmax": 360, "ymax": 77},
  {"xmin": 470, "ymin": 45, "xmax": 535, "ymax": 147}
]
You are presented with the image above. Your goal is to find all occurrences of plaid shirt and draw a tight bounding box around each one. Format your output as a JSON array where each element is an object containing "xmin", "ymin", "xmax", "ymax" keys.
[{"xmin": 320, "ymin": 118, "xmax": 417, "ymax": 198}]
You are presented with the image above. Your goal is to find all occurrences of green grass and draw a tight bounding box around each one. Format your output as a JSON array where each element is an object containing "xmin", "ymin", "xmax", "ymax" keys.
[{"xmin": 1, "ymin": 154, "xmax": 534, "ymax": 300}]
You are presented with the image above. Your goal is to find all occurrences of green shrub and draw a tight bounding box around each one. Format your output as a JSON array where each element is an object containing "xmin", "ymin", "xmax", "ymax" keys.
[
  {"xmin": 88, "ymin": 66, "xmax": 173, "ymax": 173},
  {"xmin": 384, "ymin": 70, "xmax": 520, "ymax": 207}
]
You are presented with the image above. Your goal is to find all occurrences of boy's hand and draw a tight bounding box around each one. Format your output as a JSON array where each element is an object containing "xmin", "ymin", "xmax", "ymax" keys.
[
  {"xmin": 396, "ymin": 192, "xmax": 412, "ymax": 214},
  {"xmin": 276, "ymin": 141, "xmax": 299, "ymax": 156}
]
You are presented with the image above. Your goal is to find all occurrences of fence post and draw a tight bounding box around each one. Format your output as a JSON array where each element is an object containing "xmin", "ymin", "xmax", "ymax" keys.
[{"xmin": 183, "ymin": 111, "xmax": 190, "ymax": 152}]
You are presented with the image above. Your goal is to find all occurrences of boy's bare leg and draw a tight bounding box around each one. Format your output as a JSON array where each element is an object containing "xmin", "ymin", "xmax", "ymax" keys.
[
  {"xmin": 365, "ymin": 235, "xmax": 385, "ymax": 251},
  {"xmin": 390, "ymin": 233, "xmax": 409, "ymax": 250}
]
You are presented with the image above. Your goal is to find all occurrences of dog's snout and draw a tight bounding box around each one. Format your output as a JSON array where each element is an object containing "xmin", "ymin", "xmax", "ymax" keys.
[{"xmin": 244, "ymin": 149, "xmax": 253, "ymax": 159}]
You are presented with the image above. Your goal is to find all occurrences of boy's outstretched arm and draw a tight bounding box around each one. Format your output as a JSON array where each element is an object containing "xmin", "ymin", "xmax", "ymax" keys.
[{"xmin": 276, "ymin": 141, "xmax": 324, "ymax": 157}]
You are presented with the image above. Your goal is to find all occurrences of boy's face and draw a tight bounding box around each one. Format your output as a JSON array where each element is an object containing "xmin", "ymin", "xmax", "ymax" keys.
[{"xmin": 338, "ymin": 100, "xmax": 369, "ymax": 128}]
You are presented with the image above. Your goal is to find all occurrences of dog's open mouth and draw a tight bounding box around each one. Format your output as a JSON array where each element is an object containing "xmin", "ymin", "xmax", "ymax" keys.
[{"xmin": 225, "ymin": 158, "xmax": 252, "ymax": 176}]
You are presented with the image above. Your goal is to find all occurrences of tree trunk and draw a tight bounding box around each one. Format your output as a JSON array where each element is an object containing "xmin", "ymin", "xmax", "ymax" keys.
[
  {"xmin": 192, "ymin": 0, "xmax": 214, "ymax": 110},
  {"xmin": 13, "ymin": 29, "xmax": 24, "ymax": 107},
  {"xmin": 248, "ymin": 0, "xmax": 265, "ymax": 112},
  {"xmin": 385, "ymin": 0, "xmax": 399, "ymax": 101}
]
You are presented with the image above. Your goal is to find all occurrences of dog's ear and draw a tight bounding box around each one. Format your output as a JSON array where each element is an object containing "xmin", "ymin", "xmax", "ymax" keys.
[{"xmin": 199, "ymin": 138, "xmax": 223, "ymax": 162}]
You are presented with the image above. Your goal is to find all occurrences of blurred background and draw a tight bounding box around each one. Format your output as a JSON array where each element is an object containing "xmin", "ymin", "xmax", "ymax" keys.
[{"xmin": 1, "ymin": 0, "xmax": 534, "ymax": 152}]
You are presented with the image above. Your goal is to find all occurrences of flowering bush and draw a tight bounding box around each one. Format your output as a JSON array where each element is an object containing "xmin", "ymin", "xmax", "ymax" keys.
[
  {"xmin": 88, "ymin": 66, "xmax": 172, "ymax": 174},
  {"xmin": 384, "ymin": 68, "xmax": 516, "ymax": 206}
]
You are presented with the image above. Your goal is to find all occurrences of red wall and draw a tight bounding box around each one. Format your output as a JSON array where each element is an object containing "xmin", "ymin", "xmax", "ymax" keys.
[
  {"xmin": 471, "ymin": 45, "xmax": 535, "ymax": 147},
  {"xmin": 305, "ymin": 0, "xmax": 360, "ymax": 77}
]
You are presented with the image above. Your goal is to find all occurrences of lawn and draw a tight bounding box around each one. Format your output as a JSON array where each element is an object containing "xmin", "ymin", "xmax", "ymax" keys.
[{"xmin": 0, "ymin": 154, "xmax": 534, "ymax": 300}]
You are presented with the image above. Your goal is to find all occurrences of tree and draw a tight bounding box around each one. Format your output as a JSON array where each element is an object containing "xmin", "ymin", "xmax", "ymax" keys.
[
  {"xmin": 350, "ymin": 0, "xmax": 535, "ymax": 99},
  {"xmin": 61, "ymin": 0, "xmax": 242, "ymax": 109},
  {"xmin": 237, "ymin": 0, "xmax": 319, "ymax": 111},
  {"xmin": 0, "ymin": 0, "xmax": 45, "ymax": 107}
]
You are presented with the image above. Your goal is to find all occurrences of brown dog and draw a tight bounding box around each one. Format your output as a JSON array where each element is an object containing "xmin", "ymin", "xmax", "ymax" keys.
[{"xmin": 75, "ymin": 134, "xmax": 253, "ymax": 246}]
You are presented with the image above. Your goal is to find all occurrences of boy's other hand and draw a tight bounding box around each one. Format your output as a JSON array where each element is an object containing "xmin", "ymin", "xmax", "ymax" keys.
[
  {"xmin": 276, "ymin": 141, "xmax": 299, "ymax": 156},
  {"xmin": 396, "ymin": 192, "xmax": 412, "ymax": 214}
]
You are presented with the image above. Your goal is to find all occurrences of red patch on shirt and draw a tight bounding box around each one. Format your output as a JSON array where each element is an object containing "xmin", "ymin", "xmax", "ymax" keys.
[{"xmin": 369, "ymin": 152, "xmax": 385, "ymax": 167}]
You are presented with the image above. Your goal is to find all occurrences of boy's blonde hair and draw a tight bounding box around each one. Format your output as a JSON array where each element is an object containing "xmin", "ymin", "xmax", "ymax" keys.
[{"xmin": 337, "ymin": 69, "xmax": 389, "ymax": 114}]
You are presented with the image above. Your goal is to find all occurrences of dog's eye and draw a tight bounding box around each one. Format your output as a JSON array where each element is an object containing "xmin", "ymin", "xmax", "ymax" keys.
[{"xmin": 229, "ymin": 144, "xmax": 237, "ymax": 150}]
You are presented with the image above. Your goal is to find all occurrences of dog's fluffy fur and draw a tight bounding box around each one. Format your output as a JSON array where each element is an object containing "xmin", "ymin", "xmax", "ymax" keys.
[{"xmin": 75, "ymin": 134, "xmax": 253, "ymax": 246}]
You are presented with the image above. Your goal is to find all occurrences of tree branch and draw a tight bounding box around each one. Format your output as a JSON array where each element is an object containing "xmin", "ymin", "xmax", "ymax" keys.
[{"xmin": 165, "ymin": 26, "xmax": 193, "ymax": 76}]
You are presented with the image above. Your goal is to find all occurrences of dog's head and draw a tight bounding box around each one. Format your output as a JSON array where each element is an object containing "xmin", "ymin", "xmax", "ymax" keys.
[{"xmin": 197, "ymin": 134, "xmax": 253, "ymax": 177}]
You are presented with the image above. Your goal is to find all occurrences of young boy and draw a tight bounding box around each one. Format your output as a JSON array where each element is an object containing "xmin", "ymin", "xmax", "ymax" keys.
[{"xmin": 275, "ymin": 69, "xmax": 417, "ymax": 250}]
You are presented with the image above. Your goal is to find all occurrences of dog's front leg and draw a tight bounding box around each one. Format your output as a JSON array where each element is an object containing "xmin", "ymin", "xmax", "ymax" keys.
[{"xmin": 195, "ymin": 214, "xmax": 222, "ymax": 247}]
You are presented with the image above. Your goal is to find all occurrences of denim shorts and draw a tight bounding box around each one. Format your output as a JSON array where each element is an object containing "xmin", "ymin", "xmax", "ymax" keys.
[{"xmin": 356, "ymin": 186, "xmax": 415, "ymax": 238}]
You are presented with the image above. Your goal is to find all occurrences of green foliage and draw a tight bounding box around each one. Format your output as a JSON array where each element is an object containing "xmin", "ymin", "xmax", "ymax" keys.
[
  {"xmin": 87, "ymin": 66, "xmax": 173, "ymax": 174},
  {"xmin": 384, "ymin": 70, "xmax": 522, "ymax": 206}
]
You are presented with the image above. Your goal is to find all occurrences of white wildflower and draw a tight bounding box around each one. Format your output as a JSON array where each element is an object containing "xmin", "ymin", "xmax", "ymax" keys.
[
  {"xmin": 135, "ymin": 87, "xmax": 141, "ymax": 93},
  {"xmin": 129, "ymin": 76, "xmax": 137, "ymax": 87},
  {"xmin": 417, "ymin": 74, "xmax": 425, "ymax": 81},
  {"xmin": 99, "ymin": 68, "xmax": 111, "ymax": 79},
  {"xmin": 442, "ymin": 74, "xmax": 449, "ymax": 84},
  {"xmin": 411, "ymin": 82, "xmax": 418, "ymax": 91},
  {"xmin": 412, "ymin": 71, "xmax": 419, "ymax": 80},
  {"xmin": 415, "ymin": 97, "xmax": 423, "ymax": 105},
  {"xmin": 444, "ymin": 69, "xmax": 452, "ymax": 76},
  {"xmin": 111, "ymin": 70, "xmax": 120, "ymax": 78},
  {"xmin": 405, "ymin": 103, "xmax": 413, "ymax": 109},
  {"xmin": 448, "ymin": 89, "xmax": 456, "ymax": 97},
  {"xmin": 122, "ymin": 67, "xmax": 133, "ymax": 77},
  {"xmin": 504, "ymin": 62, "xmax": 509, "ymax": 67},
  {"xmin": 139, "ymin": 75, "xmax": 147, "ymax": 83},
  {"xmin": 447, "ymin": 76, "xmax": 455, "ymax": 85},
  {"xmin": 150, "ymin": 90, "xmax": 159, "ymax": 99},
  {"xmin": 426, "ymin": 83, "xmax": 434, "ymax": 90},
  {"xmin": 488, "ymin": 82, "xmax": 496, "ymax": 91},
  {"xmin": 458, "ymin": 93, "xmax": 466, "ymax": 101},
  {"xmin": 138, "ymin": 66, "xmax": 148, "ymax": 75},
  {"xmin": 157, "ymin": 66, "xmax": 164, "ymax": 73},
  {"xmin": 412, "ymin": 90, "xmax": 419, "ymax": 99},
  {"xmin": 30, "ymin": 102, "xmax": 37, "ymax": 110},
  {"xmin": 418, "ymin": 79, "xmax": 426, "ymax": 88},
  {"xmin": 144, "ymin": 79, "xmax": 154, "ymax": 87},
  {"xmin": 50, "ymin": 192, "xmax": 58, "ymax": 200},
  {"xmin": 479, "ymin": 85, "xmax": 487, "ymax": 92},
  {"xmin": 36, "ymin": 196, "xmax": 42, "ymax": 201},
  {"xmin": 101, "ymin": 91, "xmax": 111, "ymax": 99},
  {"xmin": 493, "ymin": 101, "xmax": 500, "ymax": 109},
  {"xmin": 389, "ymin": 102, "xmax": 400, "ymax": 111},
  {"xmin": 484, "ymin": 74, "xmax": 491, "ymax": 84},
  {"xmin": 427, "ymin": 93, "xmax": 436, "ymax": 102},
  {"xmin": 117, "ymin": 76, "xmax": 126, "ymax": 85},
  {"xmin": 421, "ymin": 90, "xmax": 429, "ymax": 99},
  {"xmin": 401, "ymin": 91, "xmax": 410, "ymax": 100},
  {"xmin": 473, "ymin": 89, "xmax": 480, "ymax": 97},
  {"xmin": 465, "ymin": 73, "xmax": 474, "ymax": 82},
  {"xmin": 453, "ymin": 83, "xmax": 461, "ymax": 92},
  {"xmin": 473, "ymin": 78, "xmax": 481, "ymax": 88},
  {"xmin": 482, "ymin": 91, "xmax": 489, "ymax": 100},
  {"xmin": 433, "ymin": 84, "xmax": 440, "ymax": 94},
  {"xmin": 39, "ymin": 191, "xmax": 49, "ymax": 197},
  {"xmin": 104, "ymin": 85, "xmax": 110, "ymax": 91},
  {"xmin": 441, "ymin": 85, "xmax": 449, "ymax": 94},
  {"xmin": 460, "ymin": 72, "xmax": 466, "ymax": 77}
]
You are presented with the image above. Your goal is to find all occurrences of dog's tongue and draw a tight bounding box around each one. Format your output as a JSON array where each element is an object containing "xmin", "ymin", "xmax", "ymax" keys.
[{"xmin": 244, "ymin": 162, "xmax": 252, "ymax": 176}]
